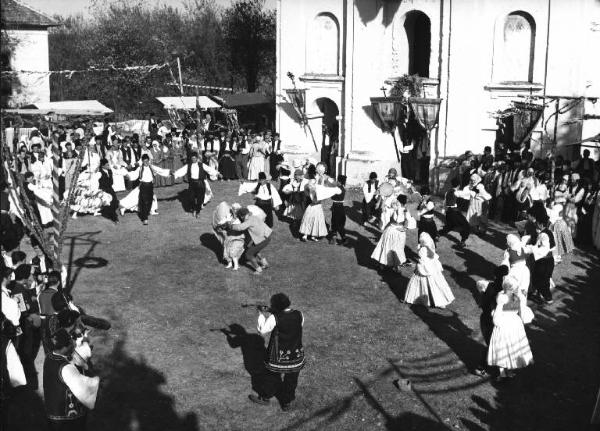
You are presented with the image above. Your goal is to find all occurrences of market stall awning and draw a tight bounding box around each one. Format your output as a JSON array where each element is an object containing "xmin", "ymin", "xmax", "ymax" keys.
[
  {"xmin": 211, "ymin": 93, "xmax": 272, "ymax": 108},
  {"xmin": 156, "ymin": 96, "xmax": 221, "ymax": 110},
  {"xmin": 22, "ymin": 100, "xmax": 113, "ymax": 114},
  {"xmin": 566, "ymin": 133, "xmax": 600, "ymax": 147}
]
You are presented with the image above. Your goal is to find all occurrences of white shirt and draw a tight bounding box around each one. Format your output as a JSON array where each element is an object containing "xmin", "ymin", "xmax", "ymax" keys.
[
  {"xmin": 127, "ymin": 164, "xmax": 171, "ymax": 183},
  {"xmin": 59, "ymin": 359, "xmax": 100, "ymax": 410},
  {"xmin": 5, "ymin": 340, "xmax": 26, "ymax": 387},
  {"xmin": 525, "ymin": 232, "xmax": 553, "ymax": 261},
  {"xmin": 2, "ymin": 286, "xmax": 21, "ymax": 326},
  {"xmin": 257, "ymin": 309, "xmax": 304, "ymax": 334},
  {"xmin": 173, "ymin": 163, "xmax": 218, "ymax": 179},
  {"xmin": 363, "ymin": 181, "xmax": 378, "ymax": 203},
  {"xmin": 255, "ymin": 183, "xmax": 273, "ymax": 200}
]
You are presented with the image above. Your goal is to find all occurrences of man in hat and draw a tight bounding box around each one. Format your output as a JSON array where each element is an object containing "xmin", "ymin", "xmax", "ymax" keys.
[
  {"xmin": 326, "ymin": 175, "xmax": 347, "ymax": 245},
  {"xmin": 439, "ymin": 177, "xmax": 470, "ymax": 247},
  {"xmin": 253, "ymin": 172, "xmax": 279, "ymax": 228},
  {"xmin": 173, "ymin": 152, "xmax": 219, "ymax": 217},
  {"xmin": 249, "ymin": 293, "xmax": 304, "ymax": 411}
]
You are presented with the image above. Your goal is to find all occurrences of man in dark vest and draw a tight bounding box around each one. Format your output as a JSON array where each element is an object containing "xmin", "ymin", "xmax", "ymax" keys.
[
  {"xmin": 173, "ymin": 152, "xmax": 219, "ymax": 217},
  {"xmin": 43, "ymin": 328, "xmax": 99, "ymax": 430},
  {"xmin": 128, "ymin": 154, "xmax": 171, "ymax": 225},
  {"xmin": 98, "ymin": 158, "xmax": 119, "ymax": 224},
  {"xmin": 249, "ymin": 293, "xmax": 304, "ymax": 411}
]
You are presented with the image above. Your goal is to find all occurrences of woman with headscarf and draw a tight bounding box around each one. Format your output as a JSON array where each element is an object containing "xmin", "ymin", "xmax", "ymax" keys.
[
  {"xmin": 371, "ymin": 194, "xmax": 414, "ymax": 272},
  {"xmin": 403, "ymin": 232, "xmax": 454, "ymax": 308},
  {"xmin": 212, "ymin": 202, "xmax": 245, "ymax": 271},
  {"xmin": 501, "ymin": 234, "xmax": 531, "ymax": 297},
  {"xmin": 456, "ymin": 173, "xmax": 491, "ymax": 234},
  {"xmin": 548, "ymin": 201, "xmax": 574, "ymax": 263},
  {"xmin": 247, "ymin": 138, "xmax": 268, "ymax": 180},
  {"xmin": 299, "ymin": 165, "xmax": 328, "ymax": 242},
  {"xmin": 486, "ymin": 275, "xmax": 533, "ymax": 382},
  {"xmin": 564, "ymin": 173, "xmax": 583, "ymax": 236}
]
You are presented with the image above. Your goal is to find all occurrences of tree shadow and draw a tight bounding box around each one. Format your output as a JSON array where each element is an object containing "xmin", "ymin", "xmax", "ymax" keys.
[
  {"xmin": 465, "ymin": 255, "xmax": 600, "ymax": 431},
  {"xmin": 215, "ymin": 323, "xmax": 267, "ymax": 397},
  {"xmin": 64, "ymin": 230, "xmax": 102, "ymax": 295},
  {"xmin": 410, "ymin": 306, "xmax": 484, "ymax": 374},
  {"xmin": 443, "ymin": 244, "xmax": 496, "ymax": 302},
  {"xmin": 199, "ymin": 232, "xmax": 223, "ymax": 263},
  {"xmin": 91, "ymin": 334, "xmax": 199, "ymax": 431}
]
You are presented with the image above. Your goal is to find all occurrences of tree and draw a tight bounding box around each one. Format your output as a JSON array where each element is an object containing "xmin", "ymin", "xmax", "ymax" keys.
[
  {"xmin": 222, "ymin": 0, "xmax": 275, "ymax": 93},
  {"xmin": 0, "ymin": 23, "xmax": 21, "ymax": 108}
]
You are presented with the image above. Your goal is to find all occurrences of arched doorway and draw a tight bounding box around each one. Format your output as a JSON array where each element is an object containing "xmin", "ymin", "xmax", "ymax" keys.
[
  {"xmin": 315, "ymin": 97, "xmax": 339, "ymax": 174},
  {"xmin": 404, "ymin": 11, "xmax": 431, "ymax": 77}
]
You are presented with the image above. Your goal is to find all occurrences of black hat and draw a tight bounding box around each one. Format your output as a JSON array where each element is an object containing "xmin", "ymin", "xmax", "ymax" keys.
[
  {"xmin": 270, "ymin": 293, "xmax": 291, "ymax": 312},
  {"xmin": 369, "ymin": 172, "xmax": 377, "ymax": 180}
]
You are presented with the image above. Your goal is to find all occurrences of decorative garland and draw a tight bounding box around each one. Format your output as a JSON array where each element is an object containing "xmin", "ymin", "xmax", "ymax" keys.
[{"xmin": 390, "ymin": 74, "xmax": 424, "ymax": 101}]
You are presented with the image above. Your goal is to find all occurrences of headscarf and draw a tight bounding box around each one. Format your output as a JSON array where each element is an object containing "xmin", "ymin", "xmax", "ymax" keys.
[
  {"xmin": 506, "ymin": 234, "xmax": 522, "ymax": 254},
  {"xmin": 418, "ymin": 232, "xmax": 435, "ymax": 251},
  {"xmin": 470, "ymin": 173, "xmax": 482, "ymax": 185}
]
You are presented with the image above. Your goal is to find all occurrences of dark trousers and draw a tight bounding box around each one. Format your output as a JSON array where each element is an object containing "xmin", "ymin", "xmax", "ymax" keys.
[
  {"xmin": 16, "ymin": 319, "xmax": 41, "ymax": 389},
  {"xmin": 138, "ymin": 182, "xmax": 154, "ymax": 221},
  {"xmin": 262, "ymin": 371, "xmax": 299, "ymax": 405},
  {"xmin": 235, "ymin": 154, "xmax": 249, "ymax": 180},
  {"xmin": 440, "ymin": 207, "xmax": 470, "ymax": 241},
  {"xmin": 327, "ymin": 204, "xmax": 346, "ymax": 240},
  {"xmin": 532, "ymin": 256, "xmax": 554, "ymax": 301},
  {"xmin": 102, "ymin": 189, "xmax": 119, "ymax": 221},
  {"xmin": 48, "ymin": 417, "xmax": 87, "ymax": 431},
  {"xmin": 189, "ymin": 180, "xmax": 206, "ymax": 213},
  {"xmin": 245, "ymin": 235, "xmax": 272, "ymax": 269},
  {"xmin": 255, "ymin": 199, "xmax": 274, "ymax": 228},
  {"xmin": 417, "ymin": 157, "xmax": 430, "ymax": 185},
  {"xmin": 418, "ymin": 217, "xmax": 438, "ymax": 239},
  {"xmin": 362, "ymin": 198, "xmax": 378, "ymax": 223}
]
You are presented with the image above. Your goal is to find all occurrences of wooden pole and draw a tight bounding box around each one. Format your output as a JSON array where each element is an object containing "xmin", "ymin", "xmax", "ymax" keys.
[{"xmin": 177, "ymin": 57, "xmax": 184, "ymax": 95}]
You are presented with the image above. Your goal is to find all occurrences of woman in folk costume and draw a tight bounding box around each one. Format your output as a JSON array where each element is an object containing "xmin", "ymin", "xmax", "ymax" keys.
[
  {"xmin": 204, "ymin": 151, "xmax": 220, "ymax": 181},
  {"xmin": 486, "ymin": 275, "xmax": 534, "ymax": 382},
  {"xmin": 371, "ymin": 194, "xmax": 415, "ymax": 272},
  {"xmin": 417, "ymin": 194, "xmax": 438, "ymax": 241},
  {"xmin": 299, "ymin": 165, "xmax": 328, "ymax": 242},
  {"xmin": 456, "ymin": 173, "xmax": 492, "ymax": 234},
  {"xmin": 501, "ymin": 234, "xmax": 531, "ymax": 297},
  {"xmin": 149, "ymin": 140, "xmax": 163, "ymax": 186},
  {"xmin": 404, "ymin": 232, "xmax": 455, "ymax": 308},
  {"xmin": 247, "ymin": 138, "xmax": 268, "ymax": 180},
  {"xmin": 548, "ymin": 201, "xmax": 574, "ymax": 263},
  {"xmin": 564, "ymin": 173, "xmax": 582, "ymax": 236},
  {"xmin": 576, "ymin": 181, "xmax": 597, "ymax": 246},
  {"xmin": 282, "ymin": 169, "xmax": 308, "ymax": 231},
  {"xmin": 218, "ymin": 138, "xmax": 237, "ymax": 180},
  {"xmin": 70, "ymin": 171, "xmax": 113, "ymax": 218},
  {"xmin": 212, "ymin": 202, "xmax": 245, "ymax": 270},
  {"xmin": 378, "ymin": 183, "xmax": 397, "ymax": 231},
  {"xmin": 524, "ymin": 214, "xmax": 556, "ymax": 304},
  {"xmin": 172, "ymin": 136, "xmax": 185, "ymax": 184}
]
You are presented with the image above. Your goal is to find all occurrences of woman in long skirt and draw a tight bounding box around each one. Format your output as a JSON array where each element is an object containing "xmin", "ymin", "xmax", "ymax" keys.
[
  {"xmin": 549, "ymin": 203, "xmax": 574, "ymax": 263},
  {"xmin": 218, "ymin": 149, "xmax": 237, "ymax": 180},
  {"xmin": 213, "ymin": 202, "xmax": 245, "ymax": 270},
  {"xmin": 486, "ymin": 275, "xmax": 533, "ymax": 381},
  {"xmin": 457, "ymin": 174, "xmax": 491, "ymax": 234},
  {"xmin": 501, "ymin": 234, "xmax": 531, "ymax": 297},
  {"xmin": 119, "ymin": 185, "xmax": 158, "ymax": 215},
  {"xmin": 247, "ymin": 140, "xmax": 267, "ymax": 180},
  {"xmin": 172, "ymin": 139, "xmax": 185, "ymax": 184},
  {"xmin": 299, "ymin": 168, "xmax": 328, "ymax": 241},
  {"xmin": 404, "ymin": 232, "xmax": 455, "ymax": 308},
  {"xmin": 282, "ymin": 170, "xmax": 307, "ymax": 231},
  {"xmin": 157, "ymin": 144, "xmax": 175, "ymax": 187},
  {"xmin": 371, "ymin": 194, "xmax": 414, "ymax": 271}
]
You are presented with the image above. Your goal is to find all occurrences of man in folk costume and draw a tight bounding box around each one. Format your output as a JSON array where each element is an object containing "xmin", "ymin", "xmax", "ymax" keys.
[
  {"xmin": 249, "ymin": 293, "xmax": 304, "ymax": 411},
  {"xmin": 98, "ymin": 159, "xmax": 119, "ymax": 224},
  {"xmin": 455, "ymin": 173, "xmax": 491, "ymax": 235},
  {"xmin": 439, "ymin": 177, "xmax": 471, "ymax": 247},
  {"xmin": 362, "ymin": 172, "xmax": 379, "ymax": 226},
  {"xmin": 524, "ymin": 212, "xmax": 556, "ymax": 304},
  {"xmin": 43, "ymin": 328, "xmax": 99, "ymax": 431},
  {"xmin": 173, "ymin": 152, "xmax": 219, "ymax": 218},
  {"xmin": 126, "ymin": 154, "xmax": 171, "ymax": 225},
  {"xmin": 252, "ymin": 172, "xmax": 282, "ymax": 228}
]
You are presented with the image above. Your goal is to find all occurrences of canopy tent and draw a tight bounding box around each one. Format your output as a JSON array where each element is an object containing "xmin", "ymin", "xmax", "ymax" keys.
[
  {"xmin": 155, "ymin": 96, "xmax": 221, "ymax": 111},
  {"xmin": 21, "ymin": 100, "xmax": 113, "ymax": 114},
  {"xmin": 210, "ymin": 92, "xmax": 272, "ymax": 108}
]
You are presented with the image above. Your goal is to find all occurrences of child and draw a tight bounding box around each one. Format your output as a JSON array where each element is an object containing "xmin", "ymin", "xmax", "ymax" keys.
[
  {"xmin": 327, "ymin": 175, "xmax": 347, "ymax": 245},
  {"xmin": 404, "ymin": 232, "xmax": 454, "ymax": 308},
  {"xmin": 362, "ymin": 172, "xmax": 379, "ymax": 226}
]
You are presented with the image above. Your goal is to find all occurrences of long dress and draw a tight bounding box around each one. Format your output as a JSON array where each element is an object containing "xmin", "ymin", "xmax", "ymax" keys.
[
  {"xmin": 119, "ymin": 186, "xmax": 158, "ymax": 214},
  {"xmin": 218, "ymin": 151, "xmax": 237, "ymax": 180},
  {"xmin": 71, "ymin": 172, "xmax": 113, "ymax": 215},
  {"xmin": 549, "ymin": 203, "xmax": 574, "ymax": 259},
  {"xmin": 247, "ymin": 142, "xmax": 267, "ymax": 180},
  {"xmin": 371, "ymin": 205, "xmax": 411, "ymax": 268},
  {"xmin": 299, "ymin": 183, "xmax": 328, "ymax": 237},
  {"xmin": 487, "ymin": 292, "xmax": 533, "ymax": 370},
  {"xmin": 172, "ymin": 143, "xmax": 185, "ymax": 184},
  {"xmin": 150, "ymin": 147, "xmax": 164, "ymax": 187},
  {"xmin": 501, "ymin": 248, "xmax": 531, "ymax": 297},
  {"xmin": 379, "ymin": 195, "xmax": 397, "ymax": 231},
  {"xmin": 404, "ymin": 244, "xmax": 455, "ymax": 308},
  {"xmin": 157, "ymin": 146, "xmax": 175, "ymax": 187}
]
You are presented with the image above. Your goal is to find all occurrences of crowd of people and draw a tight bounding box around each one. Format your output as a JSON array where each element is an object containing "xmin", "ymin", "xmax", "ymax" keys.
[{"xmin": 2, "ymin": 115, "xmax": 600, "ymax": 423}]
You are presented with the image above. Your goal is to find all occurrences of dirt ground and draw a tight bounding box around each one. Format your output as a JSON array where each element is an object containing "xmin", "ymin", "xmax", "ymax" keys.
[{"xmin": 9, "ymin": 180, "xmax": 600, "ymax": 431}]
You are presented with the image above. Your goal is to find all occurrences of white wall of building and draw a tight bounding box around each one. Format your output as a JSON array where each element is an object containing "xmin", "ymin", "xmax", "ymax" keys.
[
  {"xmin": 277, "ymin": 0, "xmax": 600, "ymax": 185},
  {"xmin": 7, "ymin": 28, "xmax": 51, "ymax": 107}
]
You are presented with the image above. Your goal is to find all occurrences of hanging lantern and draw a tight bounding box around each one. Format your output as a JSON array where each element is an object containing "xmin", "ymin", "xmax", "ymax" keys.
[
  {"xmin": 408, "ymin": 97, "xmax": 442, "ymax": 132},
  {"xmin": 370, "ymin": 96, "xmax": 406, "ymax": 133},
  {"xmin": 285, "ymin": 88, "xmax": 307, "ymax": 124}
]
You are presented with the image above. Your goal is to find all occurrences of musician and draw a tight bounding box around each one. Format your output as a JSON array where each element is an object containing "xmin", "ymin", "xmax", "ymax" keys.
[{"xmin": 248, "ymin": 293, "xmax": 304, "ymax": 412}]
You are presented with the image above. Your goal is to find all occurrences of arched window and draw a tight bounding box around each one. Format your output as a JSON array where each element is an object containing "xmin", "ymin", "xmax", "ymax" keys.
[
  {"xmin": 307, "ymin": 13, "xmax": 339, "ymax": 75},
  {"xmin": 404, "ymin": 11, "xmax": 431, "ymax": 78},
  {"xmin": 497, "ymin": 12, "xmax": 535, "ymax": 82}
]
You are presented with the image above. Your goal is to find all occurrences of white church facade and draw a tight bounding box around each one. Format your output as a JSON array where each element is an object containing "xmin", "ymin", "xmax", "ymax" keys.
[{"xmin": 275, "ymin": 0, "xmax": 600, "ymax": 187}]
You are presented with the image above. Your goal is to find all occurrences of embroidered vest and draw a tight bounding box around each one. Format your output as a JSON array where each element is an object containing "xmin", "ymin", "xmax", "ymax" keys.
[{"xmin": 43, "ymin": 354, "xmax": 86, "ymax": 421}]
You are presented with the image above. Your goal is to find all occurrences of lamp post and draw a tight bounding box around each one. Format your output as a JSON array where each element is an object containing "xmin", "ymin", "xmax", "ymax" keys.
[
  {"xmin": 370, "ymin": 96, "xmax": 406, "ymax": 161},
  {"xmin": 285, "ymin": 72, "xmax": 317, "ymax": 151}
]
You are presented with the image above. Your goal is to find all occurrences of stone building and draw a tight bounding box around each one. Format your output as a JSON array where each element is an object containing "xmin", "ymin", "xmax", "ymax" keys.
[
  {"xmin": 2, "ymin": 0, "xmax": 58, "ymax": 107},
  {"xmin": 275, "ymin": 0, "xmax": 600, "ymax": 186}
]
